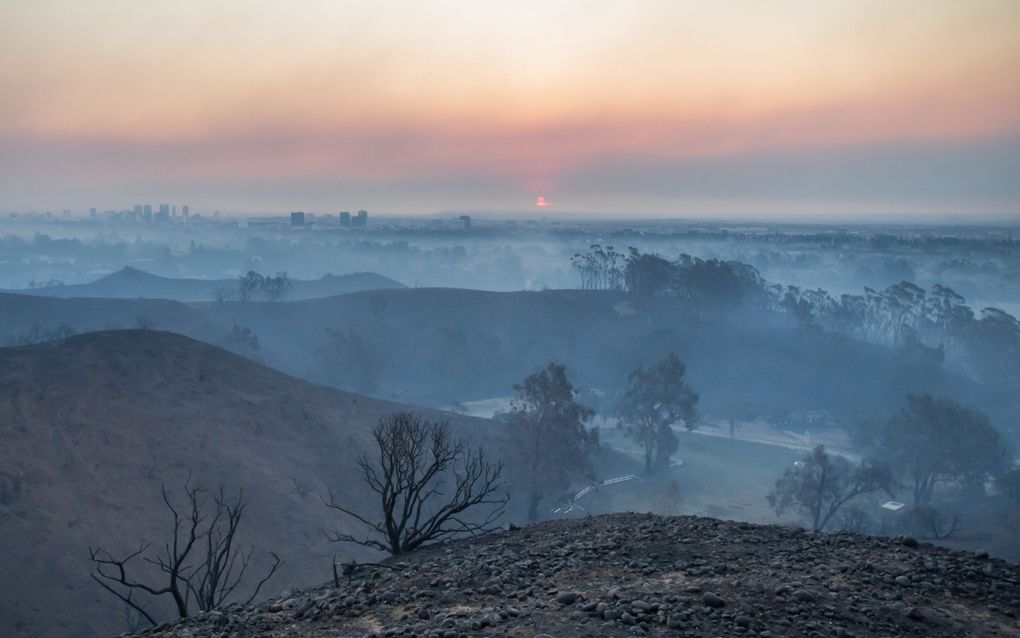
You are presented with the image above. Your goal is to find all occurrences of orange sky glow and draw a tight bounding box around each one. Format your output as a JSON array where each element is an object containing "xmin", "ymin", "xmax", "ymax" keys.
[{"xmin": 1, "ymin": 0, "xmax": 1018, "ymax": 217}]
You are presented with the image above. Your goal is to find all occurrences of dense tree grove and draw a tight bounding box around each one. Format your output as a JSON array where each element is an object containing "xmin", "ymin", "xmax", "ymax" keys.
[
  {"xmin": 571, "ymin": 244, "xmax": 625, "ymax": 290},
  {"xmin": 618, "ymin": 247, "xmax": 765, "ymax": 312},
  {"xmin": 572, "ymin": 246, "xmax": 1020, "ymax": 387},
  {"xmin": 236, "ymin": 271, "xmax": 292, "ymax": 302},
  {"xmin": 770, "ymin": 281, "xmax": 1019, "ymax": 386}
]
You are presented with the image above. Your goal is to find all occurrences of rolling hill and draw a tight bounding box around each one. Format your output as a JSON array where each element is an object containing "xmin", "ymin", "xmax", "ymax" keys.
[
  {"xmin": 5, "ymin": 267, "xmax": 405, "ymax": 302},
  {"xmin": 195, "ymin": 288, "xmax": 1016, "ymax": 427},
  {"xmin": 0, "ymin": 292, "xmax": 220, "ymax": 345},
  {"xmin": 0, "ymin": 330, "xmax": 492, "ymax": 638},
  {"xmin": 3, "ymin": 286, "xmax": 1015, "ymax": 435}
]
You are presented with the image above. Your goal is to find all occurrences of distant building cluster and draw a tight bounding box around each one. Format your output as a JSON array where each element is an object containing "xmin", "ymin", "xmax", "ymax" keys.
[
  {"xmin": 40, "ymin": 203, "xmax": 376, "ymax": 230},
  {"xmin": 6, "ymin": 205, "xmax": 499, "ymax": 234},
  {"xmin": 84, "ymin": 202, "xmax": 200, "ymax": 224},
  {"xmin": 290, "ymin": 209, "xmax": 369, "ymax": 228}
]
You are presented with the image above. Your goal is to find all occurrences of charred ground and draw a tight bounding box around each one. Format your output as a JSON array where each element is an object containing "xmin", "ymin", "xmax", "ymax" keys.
[{"xmin": 126, "ymin": 513, "xmax": 1019, "ymax": 638}]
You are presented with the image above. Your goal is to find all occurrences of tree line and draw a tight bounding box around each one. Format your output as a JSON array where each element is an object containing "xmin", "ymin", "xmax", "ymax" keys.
[
  {"xmin": 215, "ymin": 271, "xmax": 292, "ymax": 303},
  {"xmin": 573, "ymin": 244, "xmax": 1020, "ymax": 385}
]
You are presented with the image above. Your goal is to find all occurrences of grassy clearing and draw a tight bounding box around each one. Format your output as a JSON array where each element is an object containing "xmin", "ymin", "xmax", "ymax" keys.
[{"xmin": 573, "ymin": 428, "xmax": 803, "ymax": 526}]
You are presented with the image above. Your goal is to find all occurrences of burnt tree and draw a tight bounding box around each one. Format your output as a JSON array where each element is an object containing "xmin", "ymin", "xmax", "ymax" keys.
[
  {"xmin": 326, "ymin": 413, "xmax": 506, "ymax": 555},
  {"xmin": 88, "ymin": 480, "xmax": 281, "ymax": 627}
]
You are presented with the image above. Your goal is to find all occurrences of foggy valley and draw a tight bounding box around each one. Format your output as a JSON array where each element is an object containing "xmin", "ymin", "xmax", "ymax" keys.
[{"xmin": 1, "ymin": 212, "xmax": 1018, "ymax": 636}]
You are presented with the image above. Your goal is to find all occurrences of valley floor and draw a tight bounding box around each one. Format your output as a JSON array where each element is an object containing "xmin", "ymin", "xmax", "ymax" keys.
[{"xmin": 454, "ymin": 398, "xmax": 1020, "ymax": 562}]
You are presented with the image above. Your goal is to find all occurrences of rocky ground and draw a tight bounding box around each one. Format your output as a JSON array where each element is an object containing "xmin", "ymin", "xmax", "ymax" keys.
[{"xmin": 123, "ymin": 513, "xmax": 1019, "ymax": 638}]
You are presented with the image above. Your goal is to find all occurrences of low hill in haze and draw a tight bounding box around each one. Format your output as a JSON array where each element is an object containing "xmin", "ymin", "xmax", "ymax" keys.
[
  {"xmin": 0, "ymin": 292, "xmax": 220, "ymax": 345},
  {"xmin": 6, "ymin": 267, "xmax": 405, "ymax": 301},
  {"xmin": 197, "ymin": 288, "xmax": 1017, "ymax": 429},
  {"xmin": 3, "ymin": 286, "xmax": 1015, "ymax": 437},
  {"xmin": 0, "ymin": 330, "xmax": 491, "ymax": 638}
]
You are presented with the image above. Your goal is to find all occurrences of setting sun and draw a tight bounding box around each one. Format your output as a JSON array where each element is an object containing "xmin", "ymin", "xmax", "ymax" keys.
[{"xmin": 1, "ymin": 0, "xmax": 1017, "ymax": 216}]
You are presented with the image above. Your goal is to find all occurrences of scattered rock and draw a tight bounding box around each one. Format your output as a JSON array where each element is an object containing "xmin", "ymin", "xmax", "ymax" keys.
[
  {"xmin": 702, "ymin": 592, "xmax": 726, "ymax": 608},
  {"xmin": 554, "ymin": 591, "xmax": 578, "ymax": 605}
]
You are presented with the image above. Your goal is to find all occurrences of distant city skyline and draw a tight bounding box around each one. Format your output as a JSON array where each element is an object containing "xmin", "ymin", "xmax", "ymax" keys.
[{"xmin": 1, "ymin": 1, "xmax": 1018, "ymax": 218}]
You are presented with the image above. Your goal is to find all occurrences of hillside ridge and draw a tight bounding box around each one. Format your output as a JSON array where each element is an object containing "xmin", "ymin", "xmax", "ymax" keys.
[
  {"xmin": 0, "ymin": 329, "xmax": 493, "ymax": 638},
  {"xmin": 124, "ymin": 512, "xmax": 1019, "ymax": 638}
]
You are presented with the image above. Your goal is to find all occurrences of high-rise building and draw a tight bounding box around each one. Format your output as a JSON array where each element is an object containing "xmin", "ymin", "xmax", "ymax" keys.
[
  {"xmin": 339, "ymin": 211, "xmax": 351, "ymax": 227},
  {"xmin": 182, "ymin": 205, "xmax": 190, "ymax": 220},
  {"xmin": 290, "ymin": 211, "xmax": 306, "ymax": 226},
  {"xmin": 89, "ymin": 207, "xmax": 97, "ymax": 218},
  {"xmin": 353, "ymin": 209, "xmax": 368, "ymax": 228}
]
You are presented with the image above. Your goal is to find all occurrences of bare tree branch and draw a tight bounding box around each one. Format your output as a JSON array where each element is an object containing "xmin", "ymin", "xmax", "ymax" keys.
[
  {"xmin": 326, "ymin": 413, "xmax": 507, "ymax": 555},
  {"xmin": 88, "ymin": 478, "xmax": 282, "ymax": 626}
]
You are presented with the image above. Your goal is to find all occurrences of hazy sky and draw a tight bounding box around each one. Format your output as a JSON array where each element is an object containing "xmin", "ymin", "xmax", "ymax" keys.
[{"xmin": 1, "ymin": 1, "xmax": 1018, "ymax": 217}]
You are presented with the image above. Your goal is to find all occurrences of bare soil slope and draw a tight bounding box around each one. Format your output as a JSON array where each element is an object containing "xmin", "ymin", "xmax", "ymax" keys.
[{"xmin": 0, "ymin": 330, "xmax": 489, "ymax": 638}]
